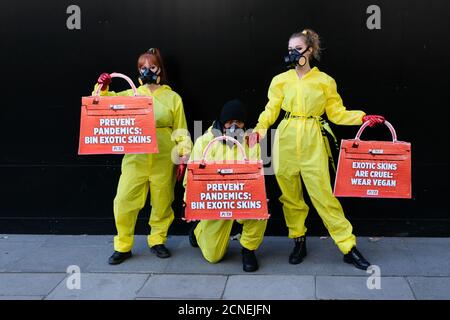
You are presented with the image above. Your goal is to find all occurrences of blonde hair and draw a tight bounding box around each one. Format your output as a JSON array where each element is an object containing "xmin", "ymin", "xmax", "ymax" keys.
[{"xmin": 289, "ymin": 28, "xmax": 322, "ymax": 61}]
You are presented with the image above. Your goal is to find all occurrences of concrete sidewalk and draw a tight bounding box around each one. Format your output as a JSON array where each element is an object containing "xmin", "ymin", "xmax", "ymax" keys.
[{"xmin": 0, "ymin": 235, "xmax": 449, "ymax": 300}]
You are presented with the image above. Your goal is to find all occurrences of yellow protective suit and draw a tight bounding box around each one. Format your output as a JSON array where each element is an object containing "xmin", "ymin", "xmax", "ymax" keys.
[
  {"xmin": 254, "ymin": 67, "xmax": 365, "ymax": 254},
  {"xmin": 93, "ymin": 83, "xmax": 192, "ymax": 252},
  {"xmin": 184, "ymin": 127, "xmax": 267, "ymax": 263}
]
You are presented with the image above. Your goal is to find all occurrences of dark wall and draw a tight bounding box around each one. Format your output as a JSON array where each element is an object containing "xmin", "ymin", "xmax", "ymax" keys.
[{"xmin": 1, "ymin": 0, "xmax": 449, "ymax": 236}]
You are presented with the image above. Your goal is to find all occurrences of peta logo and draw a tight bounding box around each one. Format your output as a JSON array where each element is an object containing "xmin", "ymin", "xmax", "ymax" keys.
[
  {"xmin": 367, "ymin": 190, "xmax": 379, "ymax": 196},
  {"xmin": 112, "ymin": 146, "xmax": 124, "ymax": 152},
  {"xmin": 220, "ymin": 212, "xmax": 233, "ymax": 218}
]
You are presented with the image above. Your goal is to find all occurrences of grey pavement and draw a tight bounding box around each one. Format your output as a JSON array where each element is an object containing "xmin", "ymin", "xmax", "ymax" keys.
[{"xmin": 0, "ymin": 235, "xmax": 449, "ymax": 300}]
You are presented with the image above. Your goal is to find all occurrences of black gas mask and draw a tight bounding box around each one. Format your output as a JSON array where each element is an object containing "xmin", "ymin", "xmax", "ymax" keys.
[
  {"xmin": 284, "ymin": 47, "xmax": 310, "ymax": 69},
  {"xmin": 138, "ymin": 67, "xmax": 161, "ymax": 85}
]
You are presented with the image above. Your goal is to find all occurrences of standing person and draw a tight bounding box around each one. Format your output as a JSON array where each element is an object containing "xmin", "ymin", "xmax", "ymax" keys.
[
  {"xmin": 248, "ymin": 29, "xmax": 384, "ymax": 270},
  {"xmin": 94, "ymin": 48, "xmax": 192, "ymax": 265},
  {"xmin": 184, "ymin": 99, "xmax": 267, "ymax": 272}
]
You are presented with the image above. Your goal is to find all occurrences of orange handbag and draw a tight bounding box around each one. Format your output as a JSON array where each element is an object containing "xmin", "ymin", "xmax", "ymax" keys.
[
  {"xmin": 78, "ymin": 73, "xmax": 158, "ymax": 155},
  {"xmin": 333, "ymin": 120, "xmax": 411, "ymax": 198},
  {"xmin": 185, "ymin": 136, "xmax": 270, "ymax": 220}
]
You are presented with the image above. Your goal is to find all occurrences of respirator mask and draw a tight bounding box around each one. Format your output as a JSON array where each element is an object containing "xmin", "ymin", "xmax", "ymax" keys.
[
  {"xmin": 284, "ymin": 46, "xmax": 310, "ymax": 69},
  {"xmin": 138, "ymin": 67, "xmax": 161, "ymax": 85}
]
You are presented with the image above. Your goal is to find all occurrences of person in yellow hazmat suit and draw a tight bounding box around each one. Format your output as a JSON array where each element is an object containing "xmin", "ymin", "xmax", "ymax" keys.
[
  {"xmin": 94, "ymin": 48, "xmax": 192, "ymax": 265},
  {"xmin": 248, "ymin": 29, "xmax": 385, "ymax": 270},
  {"xmin": 184, "ymin": 99, "xmax": 267, "ymax": 272}
]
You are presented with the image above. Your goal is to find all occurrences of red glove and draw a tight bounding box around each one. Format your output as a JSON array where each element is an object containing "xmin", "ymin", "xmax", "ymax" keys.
[
  {"xmin": 247, "ymin": 132, "xmax": 260, "ymax": 148},
  {"xmin": 97, "ymin": 73, "xmax": 112, "ymax": 91},
  {"xmin": 176, "ymin": 156, "xmax": 188, "ymax": 182},
  {"xmin": 362, "ymin": 115, "xmax": 385, "ymax": 128}
]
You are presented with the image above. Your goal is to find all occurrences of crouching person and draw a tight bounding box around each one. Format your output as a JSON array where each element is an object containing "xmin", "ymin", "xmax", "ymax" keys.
[{"xmin": 183, "ymin": 99, "xmax": 267, "ymax": 272}]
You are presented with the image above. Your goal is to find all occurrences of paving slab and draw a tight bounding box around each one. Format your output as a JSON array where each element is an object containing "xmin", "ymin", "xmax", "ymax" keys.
[
  {"xmin": 316, "ymin": 276, "xmax": 415, "ymax": 300},
  {"xmin": 45, "ymin": 273, "xmax": 149, "ymax": 300},
  {"xmin": 353, "ymin": 237, "xmax": 418, "ymax": 276},
  {"xmin": 137, "ymin": 274, "xmax": 227, "ymax": 299},
  {"xmin": 256, "ymin": 237, "xmax": 370, "ymax": 276},
  {"xmin": 0, "ymin": 273, "xmax": 66, "ymax": 296},
  {"xmin": 0, "ymin": 296, "xmax": 44, "ymax": 300},
  {"xmin": 402, "ymin": 238, "xmax": 450, "ymax": 276},
  {"xmin": 0, "ymin": 242, "xmax": 44, "ymax": 272},
  {"xmin": 223, "ymin": 275, "xmax": 315, "ymax": 300},
  {"xmin": 41, "ymin": 235, "xmax": 113, "ymax": 247},
  {"xmin": 3, "ymin": 246, "xmax": 104, "ymax": 273},
  {"xmin": 407, "ymin": 277, "xmax": 450, "ymax": 300},
  {"xmin": 0, "ymin": 234, "xmax": 50, "ymax": 244},
  {"xmin": 85, "ymin": 237, "xmax": 180, "ymax": 273},
  {"xmin": 164, "ymin": 238, "xmax": 247, "ymax": 275}
]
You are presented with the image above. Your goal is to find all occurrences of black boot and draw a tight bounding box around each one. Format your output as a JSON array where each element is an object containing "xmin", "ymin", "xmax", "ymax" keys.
[
  {"xmin": 241, "ymin": 247, "xmax": 259, "ymax": 272},
  {"xmin": 188, "ymin": 222, "xmax": 199, "ymax": 248},
  {"xmin": 343, "ymin": 247, "xmax": 371, "ymax": 270},
  {"xmin": 108, "ymin": 251, "xmax": 132, "ymax": 265},
  {"xmin": 289, "ymin": 236, "xmax": 307, "ymax": 264},
  {"xmin": 150, "ymin": 244, "xmax": 171, "ymax": 258}
]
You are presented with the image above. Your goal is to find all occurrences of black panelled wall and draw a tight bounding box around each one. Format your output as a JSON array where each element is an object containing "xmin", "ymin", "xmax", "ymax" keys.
[{"xmin": 0, "ymin": 0, "xmax": 449, "ymax": 235}]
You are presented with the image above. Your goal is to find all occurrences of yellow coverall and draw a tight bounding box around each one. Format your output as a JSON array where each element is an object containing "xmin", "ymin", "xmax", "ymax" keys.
[
  {"xmin": 254, "ymin": 67, "xmax": 365, "ymax": 254},
  {"xmin": 94, "ymin": 83, "xmax": 191, "ymax": 252},
  {"xmin": 184, "ymin": 127, "xmax": 267, "ymax": 263}
]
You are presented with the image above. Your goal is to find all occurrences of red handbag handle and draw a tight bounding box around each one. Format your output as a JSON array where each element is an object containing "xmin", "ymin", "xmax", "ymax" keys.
[
  {"xmin": 93, "ymin": 72, "xmax": 138, "ymax": 97},
  {"xmin": 355, "ymin": 120, "xmax": 398, "ymax": 143},
  {"xmin": 201, "ymin": 136, "xmax": 248, "ymax": 164}
]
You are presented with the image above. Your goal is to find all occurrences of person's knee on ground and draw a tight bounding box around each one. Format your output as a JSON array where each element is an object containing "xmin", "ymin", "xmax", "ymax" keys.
[{"xmin": 202, "ymin": 251, "xmax": 226, "ymax": 264}]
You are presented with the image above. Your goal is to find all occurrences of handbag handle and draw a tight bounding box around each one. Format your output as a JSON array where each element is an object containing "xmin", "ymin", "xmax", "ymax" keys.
[
  {"xmin": 200, "ymin": 136, "xmax": 248, "ymax": 165},
  {"xmin": 354, "ymin": 120, "xmax": 398, "ymax": 143},
  {"xmin": 93, "ymin": 72, "xmax": 138, "ymax": 97}
]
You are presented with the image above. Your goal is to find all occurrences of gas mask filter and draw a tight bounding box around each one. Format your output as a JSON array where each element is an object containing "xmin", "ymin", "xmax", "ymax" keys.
[{"xmin": 284, "ymin": 46, "xmax": 310, "ymax": 69}]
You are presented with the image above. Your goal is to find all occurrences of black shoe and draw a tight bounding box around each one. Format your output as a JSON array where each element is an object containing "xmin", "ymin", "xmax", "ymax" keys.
[
  {"xmin": 108, "ymin": 251, "xmax": 132, "ymax": 265},
  {"xmin": 150, "ymin": 244, "xmax": 171, "ymax": 258},
  {"xmin": 241, "ymin": 247, "xmax": 259, "ymax": 272},
  {"xmin": 289, "ymin": 236, "xmax": 307, "ymax": 265},
  {"xmin": 344, "ymin": 247, "xmax": 371, "ymax": 270},
  {"xmin": 188, "ymin": 223, "xmax": 199, "ymax": 248}
]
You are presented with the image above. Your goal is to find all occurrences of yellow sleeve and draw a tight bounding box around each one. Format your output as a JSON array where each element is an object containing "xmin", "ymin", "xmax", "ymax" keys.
[
  {"xmin": 92, "ymin": 83, "xmax": 134, "ymax": 97},
  {"xmin": 172, "ymin": 96, "xmax": 192, "ymax": 157},
  {"xmin": 254, "ymin": 75, "xmax": 284, "ymax": 138},
  {"xmin": 182, "ymin": 133, "xmax": 212, "ymax": 201},
  {"xmin": 325, "ymin": 77, "xmax": 366, "ymax": 125}
]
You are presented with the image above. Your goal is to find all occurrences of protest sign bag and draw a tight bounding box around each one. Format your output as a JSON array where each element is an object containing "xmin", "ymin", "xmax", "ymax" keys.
[
  {"xmin": 185, "ymin": 136, "xmax": 270, "ymax": 220},
  {"xmin": 333, "ymin": 120, "xmax": 411, "ymax": 198},
  {"xmin": 78, "ymin": 73, "xmax": 158, "ymax": 155}
]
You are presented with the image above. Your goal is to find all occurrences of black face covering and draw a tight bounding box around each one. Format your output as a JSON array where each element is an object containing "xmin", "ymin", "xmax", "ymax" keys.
[
  {"xmin": 284, "ymin": 46, "xmax": 310, "ymax": 69},
  {"xmin": 138, "ymin": 67, "xmax": 161, "ymax": 85}
]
